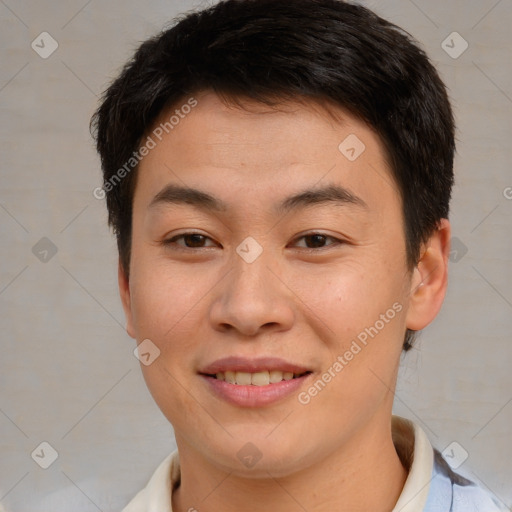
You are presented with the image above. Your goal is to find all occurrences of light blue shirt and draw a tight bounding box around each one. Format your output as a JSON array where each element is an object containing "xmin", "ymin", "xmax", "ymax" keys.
[{"xmin": 423, "ymin": 449, "xmax": 508, "ymax": 512}]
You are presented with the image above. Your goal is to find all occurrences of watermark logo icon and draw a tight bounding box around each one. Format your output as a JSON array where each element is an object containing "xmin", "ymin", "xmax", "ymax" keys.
[
  {"xmin": 338, "ymin": 134, "xmax": 366, "ymax": 162},
  {"xmin": 32, "ymin": 237, "xmax": 58, "ymax": 263},
  {"xmin": 31, "ymin": 32, "xmax": 59, "ymax": 59},
  {"xmin": 237, "ymin": 442, "xmax": 263, "ymax": 468},
  {"xmin": 449, "ymin": 236, "xmax": 468, "ymax": 263},
  {"xmin": 441, "ymin": 32, "xmax": 468, "ymax": 59},
  {"xmin": 31, "ymin": 441, "xmax": 58, "ymax": 469},
  {"xmin": 236, "ymin": 236, "xmax": 263, "ymax": 264},
  {"xmin": 442, "ymin": 441, "xmax": 468, "ymax": 470},
  {"xmin": 134, "ymin": 339, "xmax": 161, "ymax": 366}
]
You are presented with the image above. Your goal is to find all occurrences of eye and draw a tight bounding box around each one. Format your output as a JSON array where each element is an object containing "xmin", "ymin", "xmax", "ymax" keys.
[
  {"xmin": 290, "ymin": 232, "xmax": 344, "ymax": 250},
  {"xmin": 161, "ymin": 231, "xmax": 344, "ymax": 251},
  {"xmin": 162, "ymin": 232, "xmax": 218, "ymax": 249}
]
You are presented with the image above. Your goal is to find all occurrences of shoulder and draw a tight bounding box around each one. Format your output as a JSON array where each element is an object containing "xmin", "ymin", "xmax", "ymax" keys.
[{"xmin": 423, "ymin": 449, "xmax": 509, "ymax": 512}]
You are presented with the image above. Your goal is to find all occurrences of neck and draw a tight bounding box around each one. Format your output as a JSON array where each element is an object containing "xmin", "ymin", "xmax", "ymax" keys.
[{"xmin": 172, "ymin": 414, "xmax": 408, "ymax": 512}]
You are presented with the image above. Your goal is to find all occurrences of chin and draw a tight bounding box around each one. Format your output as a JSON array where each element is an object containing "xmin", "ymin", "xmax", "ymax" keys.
[{"xmin": 203, "ymin": 433, "xmax": 314, "ymax": 477}]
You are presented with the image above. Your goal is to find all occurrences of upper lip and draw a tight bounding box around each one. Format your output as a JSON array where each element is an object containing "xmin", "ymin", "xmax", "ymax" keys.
[{"xmin": 199, "ymin": 356, "xmax": 311, "ymax": 375}]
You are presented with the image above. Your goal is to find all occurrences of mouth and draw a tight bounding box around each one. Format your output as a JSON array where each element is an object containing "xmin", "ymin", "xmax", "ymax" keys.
[{"xmin": 198, "ymin": 357, "xmax": 313, "ymax": 406}]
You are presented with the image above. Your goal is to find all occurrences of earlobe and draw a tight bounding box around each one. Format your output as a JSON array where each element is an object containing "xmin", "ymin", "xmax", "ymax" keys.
[
  {"xmin": 405, "ymin": 219, "xmax": 451, "ymax": 331},
  {"xmin": 118, "ymin": 260, "xmax": 136, "ymax": 339}
]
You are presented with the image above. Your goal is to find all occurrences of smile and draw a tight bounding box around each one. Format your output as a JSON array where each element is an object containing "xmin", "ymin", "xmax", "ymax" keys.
[{"xmin": 199, "ymin": 356, "xmax": 314, "ymax": 406}]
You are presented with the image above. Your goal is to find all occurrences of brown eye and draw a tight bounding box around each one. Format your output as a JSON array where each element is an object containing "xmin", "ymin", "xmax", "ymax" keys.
[
  {"xmin": 180, "ymin": 234, "xmax": 207, "ymax": 247},
  {"xmin": 304, "ymin": 234, "xmax": 329, "ymax": 248},
  {"xmin": 293, "ymin": 233, "xmax": 342, "ymax": 250},
  {"xmin": 163, "ymin": 233, "xmax": 217, "ymax": 249}
]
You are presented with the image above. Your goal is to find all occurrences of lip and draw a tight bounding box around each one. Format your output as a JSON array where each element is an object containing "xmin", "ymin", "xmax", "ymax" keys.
[
  {"xmin": 199, "ymin": 357, "xmax": 313, "ymax": 407},
  {"xmin": 200, "ymin": 372, "xmax": 313, "ymax": 407},
  {"xmin": 199, "ymin": 356, "xmax": 311, "ymax": 375}
]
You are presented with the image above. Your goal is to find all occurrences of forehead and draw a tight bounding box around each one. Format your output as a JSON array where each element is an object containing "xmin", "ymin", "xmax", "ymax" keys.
[{"xmin": 134, "ymin": 91, "xmax": 398, "ymax": 216}]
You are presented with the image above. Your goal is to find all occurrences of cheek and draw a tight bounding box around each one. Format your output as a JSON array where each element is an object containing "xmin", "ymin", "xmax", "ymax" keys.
[
  {"xmin": 128, "ymin": 260, "xmax": 206, "ymax": 355},
  {"xmin": 295, "ymin": 255, "xmax": 407, "ymax": 397},
  {"xmin": 129, "ymin": 262, "xmax": 209, "ymax": 422},
  {"xmin": 296, "ymin": 257, "xmax": 405, "ymax": 340},
  {"xmin": 296, "ymin": 267, "xmax": 405, "ymax": 432}
]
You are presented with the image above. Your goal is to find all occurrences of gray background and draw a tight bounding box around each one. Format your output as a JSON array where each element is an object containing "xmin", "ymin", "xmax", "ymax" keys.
[{"xmin": 0, "ymin": 0, "xmax": 511, "ymax": 510}]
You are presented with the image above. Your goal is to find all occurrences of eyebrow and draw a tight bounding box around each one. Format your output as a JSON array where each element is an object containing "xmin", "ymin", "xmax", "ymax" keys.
[{"xmin": 148, "ymin": 183, "xmax": 368, "ymax": 215}]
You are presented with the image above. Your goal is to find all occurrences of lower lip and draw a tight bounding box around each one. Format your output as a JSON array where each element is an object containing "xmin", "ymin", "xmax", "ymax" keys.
[{"xmin": 200, "ymin": 373, "xmax": 312, "ymax": 407}]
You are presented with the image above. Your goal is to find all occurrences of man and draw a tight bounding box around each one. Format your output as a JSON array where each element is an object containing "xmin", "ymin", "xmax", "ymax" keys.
[{"xmin": 91, "ymin": 0, "xmax": 506, "ymax": 510}]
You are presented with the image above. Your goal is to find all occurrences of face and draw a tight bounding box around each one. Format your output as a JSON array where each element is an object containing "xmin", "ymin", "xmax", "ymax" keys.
[{"xmin": 119, "ymin": 91, "xmax": 448, "ymax": 477}]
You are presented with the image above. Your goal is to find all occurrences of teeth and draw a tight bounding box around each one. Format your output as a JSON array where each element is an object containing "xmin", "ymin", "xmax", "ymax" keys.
[{"xmin": 213, "ymin": 370, "xmax": 304, "ymax": 385}]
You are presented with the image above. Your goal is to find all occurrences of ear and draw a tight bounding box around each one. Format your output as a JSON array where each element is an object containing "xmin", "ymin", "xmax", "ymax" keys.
[
  {"xmin": 118, "ymin": 259, "xmax": 136, "ymax": 339},
  {"xmin": 405, "ymin": 218, "xmax": 451, "ymax": 331}
]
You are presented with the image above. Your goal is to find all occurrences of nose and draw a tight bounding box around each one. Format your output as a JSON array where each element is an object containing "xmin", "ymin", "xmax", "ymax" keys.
[{"xmin": 208, "ymin": 250, "xmax": 295, "ymax": 337}]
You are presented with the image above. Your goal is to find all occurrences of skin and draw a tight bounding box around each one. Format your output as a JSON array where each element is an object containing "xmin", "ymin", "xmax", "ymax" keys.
[{"xmin": 119, "ymin": 90, "xmax": 451, "ymax": 511}]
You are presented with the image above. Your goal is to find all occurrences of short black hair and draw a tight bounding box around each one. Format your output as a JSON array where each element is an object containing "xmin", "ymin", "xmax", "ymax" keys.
[{"xmin": 90, "ymin": 0, "xmax": 455, "ymax": 351}]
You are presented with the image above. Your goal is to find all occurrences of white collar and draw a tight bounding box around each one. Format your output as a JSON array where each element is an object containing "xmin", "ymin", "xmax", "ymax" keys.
[
  {"xmin": 391, "ymin": 416, "xmax": 433, "ymax": 511},
  {"xmin": 122, "ymin": 415, "xmax": 434, "ymax": 512}
]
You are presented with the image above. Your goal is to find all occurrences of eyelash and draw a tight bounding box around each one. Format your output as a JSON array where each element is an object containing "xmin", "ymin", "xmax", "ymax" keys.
[{"xmin": 161, "ymin": 232, "xmax": 345, "ymax": 252}]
